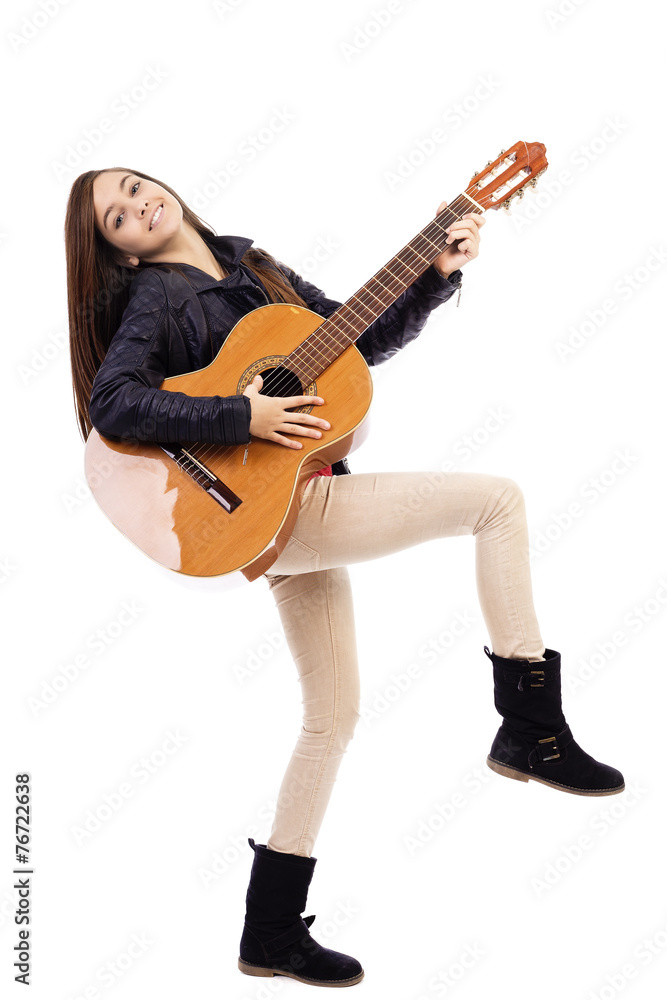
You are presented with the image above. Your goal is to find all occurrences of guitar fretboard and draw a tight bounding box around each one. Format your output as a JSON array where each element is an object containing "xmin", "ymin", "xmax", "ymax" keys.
[{"xmin": 287, "ymin": 193, "xmax": 481, "ymax": 384}]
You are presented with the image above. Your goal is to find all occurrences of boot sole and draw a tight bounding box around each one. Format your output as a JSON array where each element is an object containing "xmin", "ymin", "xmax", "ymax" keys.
[
  {"xmin": 238, "ymin": 957, "xmax": 365, "ymax": 987},
  {"xmin": 486, "ymin": 756, "xmax": 625, "ymax": 796}
]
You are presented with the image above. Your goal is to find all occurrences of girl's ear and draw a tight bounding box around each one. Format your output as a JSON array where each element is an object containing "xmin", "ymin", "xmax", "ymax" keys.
[{"xmin": 126, "ymin": 255, "xmax": 140, "ymax": 266}]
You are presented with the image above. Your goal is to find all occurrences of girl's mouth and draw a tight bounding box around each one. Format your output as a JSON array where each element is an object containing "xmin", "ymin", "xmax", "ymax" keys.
[{"xmin": 149, "ymin": 204, "xmax": 164, "ymax": 230}]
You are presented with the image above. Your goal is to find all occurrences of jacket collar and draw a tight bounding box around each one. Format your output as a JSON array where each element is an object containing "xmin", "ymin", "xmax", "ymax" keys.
[
  {"xmin": 204, "ymin": 233, "xmax": 254, "ymax": 266},
  {"xmin": 165, "ymin": 233, "xmax": 254, "ymax": 292}
]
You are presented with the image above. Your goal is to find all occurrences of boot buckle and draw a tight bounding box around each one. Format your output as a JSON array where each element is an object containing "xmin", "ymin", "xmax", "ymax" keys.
[
  {"xmin": 517, "ymin": 669, "xmax": 545, "ymax": 691},
  {"xmin": 533, "ymin": 736, "xmax": 561, "ymax": 763}
]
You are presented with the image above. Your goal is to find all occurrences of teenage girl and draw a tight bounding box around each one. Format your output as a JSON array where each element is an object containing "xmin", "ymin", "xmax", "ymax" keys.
[{"xmin": 65, "ymin": 167, "xmax": 624, "ymax": 989}]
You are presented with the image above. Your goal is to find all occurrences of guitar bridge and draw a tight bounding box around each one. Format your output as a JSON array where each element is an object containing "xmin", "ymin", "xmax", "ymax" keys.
[{"xmin": 160, "ymin": 443, "xmax": 242, "ymax": 513}]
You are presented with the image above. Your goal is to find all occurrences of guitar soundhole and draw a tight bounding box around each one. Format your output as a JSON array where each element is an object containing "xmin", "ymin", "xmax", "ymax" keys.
[{"xmin": 260, "ymin": 365, "xmax": 313, "ymax": 412}]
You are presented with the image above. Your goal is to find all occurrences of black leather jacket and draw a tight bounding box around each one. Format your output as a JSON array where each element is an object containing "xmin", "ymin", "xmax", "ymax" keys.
[{"xmin": 88, "ymin": 233, "xmax": 462, "ymax": 472}]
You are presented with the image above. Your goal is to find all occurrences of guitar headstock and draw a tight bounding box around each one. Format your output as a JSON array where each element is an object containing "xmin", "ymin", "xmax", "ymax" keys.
[{"xmin": 466, "ymin": 140, "xmax": 548, "ymax": 212}]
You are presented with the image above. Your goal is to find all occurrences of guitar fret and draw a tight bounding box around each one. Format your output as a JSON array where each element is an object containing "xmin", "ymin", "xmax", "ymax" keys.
[
  {"xmin": 363, "ymin": 276, "xmax": 400, "ymax": 305},
  {"xmin": 417, "ymin": 233, "xmax": 440, "ymax": 254},
  {"xmin": 344, "ymin": 297, "xmax": 378, "ymax": 326},
  {"xmin": 289, "ymin": 196, "xmax": 469, "ymax": 383},
  {"xmin": 371, "ymin": 271, "xmax": 404, "ymax": 298},
  {"xmin": 288, "ymin": 356, "xmax": 314, "ymax": 381},
  {"xmin": 363, "ymin": 279, "xmax": 394, "ymax": 305}
]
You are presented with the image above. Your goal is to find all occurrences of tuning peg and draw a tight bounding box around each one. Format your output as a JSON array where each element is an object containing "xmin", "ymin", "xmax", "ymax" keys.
[
  {"xmin": 472, "ymin": 171, "xmax": 478, "ymax": 177},
  {"xmin": 502, "ymin": 200, "xmax": 512, "ymax": 215},
  {"xmin": 498, "ymin": 149, "xmax": 505, "ymax": 156},
  {"xmin": 517, "ymin": 189, "xmax": 524, "ymax": 199},
  {"xmin": 486, "ymin": 160, "xmax": 492, "ymax": 166}
]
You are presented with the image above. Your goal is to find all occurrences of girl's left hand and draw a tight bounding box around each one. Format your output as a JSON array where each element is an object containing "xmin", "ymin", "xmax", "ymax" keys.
[{"xmin": 432, "ymin": 201, "xmax": 485, "ymax": 278}]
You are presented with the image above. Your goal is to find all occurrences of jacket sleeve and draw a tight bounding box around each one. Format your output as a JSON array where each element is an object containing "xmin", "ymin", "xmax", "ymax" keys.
[
  {"xmin": 88, "ymin": 269, "xmax": 251, "ymax": 444},
  {"xmin": 275, "ymin": 260, "xmax": 462, "ymax": 367}
]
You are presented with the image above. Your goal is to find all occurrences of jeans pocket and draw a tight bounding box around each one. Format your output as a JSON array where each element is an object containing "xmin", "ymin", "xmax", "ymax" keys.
[{"xmin": 268, "ymin": 534, "xmax": 321, "ymax": 576}]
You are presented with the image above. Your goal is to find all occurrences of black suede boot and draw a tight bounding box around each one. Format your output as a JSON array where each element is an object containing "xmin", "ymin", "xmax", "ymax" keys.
[
  {"xmin": 484, "ymin": 646, "xmax": 625, "ymax": 796},
  {"xmin": 238, "ymin": 838, "xmax": 364, "ymax": 987}
]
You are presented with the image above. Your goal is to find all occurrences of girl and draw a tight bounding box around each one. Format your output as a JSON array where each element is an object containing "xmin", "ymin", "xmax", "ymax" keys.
[{"xmin": 65, "ymin": 167, "xmax": 623, "ymax": 989}]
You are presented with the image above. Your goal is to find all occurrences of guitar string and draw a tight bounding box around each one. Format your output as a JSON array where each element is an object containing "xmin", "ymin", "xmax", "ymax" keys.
[
  {"xmin": 192, "ymin": 193, "xmax": 476, "ymax": 469},
  {"xmin": 192, "ymin": 151, "xmax": 536, "ymax": 469},
  {"xmin": 286, "ymin": 195, "xmax": 473, "ymax": 375},
  {"xmin": 193, "ymin": 191, "xmax": 480, "ymax": 468}
]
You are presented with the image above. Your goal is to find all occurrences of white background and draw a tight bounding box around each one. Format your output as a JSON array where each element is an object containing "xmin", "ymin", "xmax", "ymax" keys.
[{"xmin": 2, "ymin": 0, "xmax": 667, "ymax": 998}]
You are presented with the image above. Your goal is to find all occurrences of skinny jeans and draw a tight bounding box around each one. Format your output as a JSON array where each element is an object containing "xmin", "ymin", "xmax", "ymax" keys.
[{"xmin": 263, "ymin": 470, "xmax": 546, "ymax": 857}]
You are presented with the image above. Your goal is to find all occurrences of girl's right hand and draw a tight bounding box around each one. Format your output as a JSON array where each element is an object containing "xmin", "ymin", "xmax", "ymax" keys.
[{"xmin": 243, "ymin": 374, "xmax": 330, "ymax": 449}]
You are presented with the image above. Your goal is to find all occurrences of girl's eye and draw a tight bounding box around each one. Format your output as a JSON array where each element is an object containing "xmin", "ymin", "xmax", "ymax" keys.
[{"xmin": 114, "ymin": 181, "xmax": 141, "ymax": 228}]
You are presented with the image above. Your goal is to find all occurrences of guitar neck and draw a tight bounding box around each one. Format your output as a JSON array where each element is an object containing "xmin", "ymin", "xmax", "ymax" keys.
[{"xmin": 287, "ymin": 192, "xmax": 482, "ymax": 384}]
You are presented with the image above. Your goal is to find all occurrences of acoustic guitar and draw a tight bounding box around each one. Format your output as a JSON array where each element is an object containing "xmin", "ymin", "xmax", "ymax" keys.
[{"xmin": 85, "ymin": 140, "xmax": 548, "ymax": 581}]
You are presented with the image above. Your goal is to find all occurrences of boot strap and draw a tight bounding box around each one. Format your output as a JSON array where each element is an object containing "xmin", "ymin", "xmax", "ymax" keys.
[
  {"xmin": 484, "ymin": 646, "xmax": 554, "ymax": 691},
  {"xmin": 528, "ymin": 725, "xmax": 573, "ymax": 767},
  {"xmin": 517, "ymin": 669, "xmax": 545, "ymax": 691},
  {"xmin": 263, "ymin": 914, "xmax": 317, "ymax": 953}
]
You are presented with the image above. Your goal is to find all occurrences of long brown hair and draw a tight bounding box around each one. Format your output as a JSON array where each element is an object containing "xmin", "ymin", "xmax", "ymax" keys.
[{"xmin": 64, "ymin": 166, "xmax": 308, "ymax": 440}]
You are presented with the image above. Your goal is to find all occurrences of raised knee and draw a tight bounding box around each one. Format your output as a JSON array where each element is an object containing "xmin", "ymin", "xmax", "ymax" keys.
[{"xmin": 494, "ymin": 476, "xmax": 525, "ymax": 510}]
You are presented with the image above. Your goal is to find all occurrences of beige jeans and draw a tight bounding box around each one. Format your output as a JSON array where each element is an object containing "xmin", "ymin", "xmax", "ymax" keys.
[{"xmin": 263, "ymin": 470, "xmax": 545, "ymax": 857}]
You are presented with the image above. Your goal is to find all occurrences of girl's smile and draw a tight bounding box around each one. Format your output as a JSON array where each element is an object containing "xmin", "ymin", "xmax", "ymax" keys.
[
  {"xmin": 149, "ymin": 204, "xmax": 164, "ymax": 230},
  {"xmin": 92, "ymin": 170, "xmax": 182, "ymax": 264}
]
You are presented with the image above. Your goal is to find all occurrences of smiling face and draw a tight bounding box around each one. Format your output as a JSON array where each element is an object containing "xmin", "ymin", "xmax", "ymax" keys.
[{"xmin": 92, "ymin": 170, "xmax": 184, "ymax": 265}]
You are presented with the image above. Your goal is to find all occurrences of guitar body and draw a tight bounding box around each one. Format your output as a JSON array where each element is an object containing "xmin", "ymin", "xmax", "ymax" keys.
[
  {"xmin": 84, "ymin": 141, "xmax": 548, "ymax": 582},
  {"xmin": 85, "ymin": 303, "xmax": 373, "ymax": 581}
]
